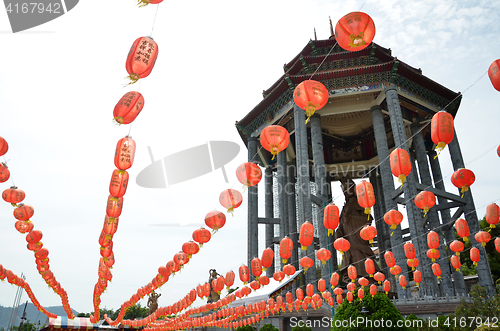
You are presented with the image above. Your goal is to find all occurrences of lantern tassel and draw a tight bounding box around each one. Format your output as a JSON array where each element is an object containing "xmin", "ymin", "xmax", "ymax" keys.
[
  {"xmin": 137, "ymin": 0, "xmax": 151, "ymax": 7},
  {"xmin": 460, "ymin": 186, "xmax": 469, "ymax": 198},
  {"xmin": 434, "ymin": 142, "xmax": 447, "ymax": 158},
  {"xmin": 125, "ymin": 74, "xmax": 140, "ymax": 85},
  {"xmin": 328, "ymin": 229, "xmax": 333, "ymax": 236},
  {"xmin": 398, "ymin": 175, "xmax": 406, "ymax": 189}
]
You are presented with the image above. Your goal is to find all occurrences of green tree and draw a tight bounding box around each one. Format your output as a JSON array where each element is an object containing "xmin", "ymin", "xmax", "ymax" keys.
[
  {"xmin": 100, "ymin": 307, "xmax": 119, "ymax": 320},
  {"xmin": 8, "ymin": 321, "xmax": 38, "ymax": 331},
  {"xmin": 123, "ymin": 303, "xmax": 149, "ymax": 320}
]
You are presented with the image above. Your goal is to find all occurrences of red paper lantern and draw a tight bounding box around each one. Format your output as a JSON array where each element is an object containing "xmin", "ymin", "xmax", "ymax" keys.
[
  {"xmin": 13, "ymin": 204, "xmax": 34, "ymax": 221},
  {"xmin": 279, "ymin": 237, "xmax": 293, "ymax": 264},
  {"xmin": 192, "ymin": 227, "xmax": 211, "ymax": 247},
  {"xmin": 219, "ymin": 189, "xmax": 242, "ymax": 215},
  {"xmin": 358, "ymin": 288, "xmax": 365, "ymax": 301},
  {"xmin": 114, "ymin": 136, "xmax": 136, "ymax": 170},
  {"xmin": 15, "ymin": 220, "xmax": 33, "ymax": 234},
  {"xmin": 347, "ymin": 265, "xmax": 357, "ymax": 282},
  {"xmin": 384, "ymin": 251, "xmax": 396, "ymax": 268},
  {"xmin": 336, "ymin": 295, "xmax": 343, "ymax": 305},
  {"xmin": 293, "ymin": 80, "xmax": 329, "ymax": 123},
  {"xmin": 103, "ymin": 216, "xmax": 119, "ymax": 235},
  {"xmin": 449, "ymin": 240, "xmax": 464, "ymax": 256},
  {"xmin": 451, "ymin": 168, "xmax": 475, "ymax": 197},
  {"xmin": 26, "ymin": 230, "xmax": 43, "ymax": 244},
  {"xmin": 173, "ymin": 251, "xmax": 188, "ymax": 266},
  {"xmin": 296, "ymin": 288, "xmax": 304, "ymax": 301},
  {"xmin": 205, "ymin": 210, "xmax": 226, "ymax": 232},
  {"xmin": 399, "ymin": 275, "xmax": 407, "ymax": 289},
  {"xmin": 316, "ymin": 248, "xmax": 331, "ymax": 266},
  {"xmin": 318, "ymin": 279, "xmax": 326, "ymax": 293},
  {"xmin": 427, "ymin": 248, "xmax": 440, "ymax": 263},
  {"xmin": 365, "ymin": 258, "xmax": 375, "ymax": 277},
  {"xmin": 427, "ymin": 231, "xmax": 439, "ymax": 249},
  {"xmin": 182, "ymin": 241, "xmax": 200, "ymax": 258},
  {"xmin": 390, "ymin": 265, "xmax": 401, "ymax": 278},
  {"xmin": 330, "ymin": 272, "xmax": 339, "ymax": 288},
  {"xmin": 251, "ymin": 258, "xmax": 263, "ymax": 279},
  {"xmin": 414, "ymin": 191, "xmax": 436, "ymax": 217},
  {"xmin": 488, "ymin": 59, "xmax": 500, "ymax": 91},
  {"xmin": 236, "ymin": 162, "xmax": 262, "ymax": 188},
  {"xmin": 404, "ymin": 242, "xmax": 416, "ymax": 260},
  {"xmin": 450, "ymin": 255, "xmax": 461, "ymax": 272},
  {"xmin": 496, "ymin": 237, "xmax": 500, "ymax": 253},
  {"xmin": 261, "ymin": 248, "xmax": 274, "ymax": 271},
  {"xmin": 432, "ymin": 263, "xmax": 442, "ymax": 280},
  {"xmin": 414, "ymin": 270, "xmax": 422, "ymax": 287},
  {"xmin": 323, "ymin": 204, "xmax": 340, "ymax": 236},
  {"xmin": 356, "ymin": 180, "xmax": 375, "ymax": 216},
  {"xmin": 475, "ymin": 231, "xmax": 491, "ymax": 247},
  {"xmin": 360, "ymin": 225, "xmax": 377, "ymax": 244},
  {"xmin": 35, "ymin": 248, "xmax": 49, "ymax": 260},
  {"xmin": 125, "ymin": 36, "xmax": 159, "ymax": 84},
  {"xmin": 431, "ymin": 111, "xmax": 454, "ymax": 154},
  {"xmin": 306, "ymin": 284, "xmax": 314, "ymax": 298},
  {"xmin": 0, "ymin": 163, "xmax": 9, "ymax": 183},
  {"xmin": 346, "ymin": 291, "xmax": 354, "ymax": 303},
  {"xmin": 358, "ymin": 277, "xmax": 369, "ymax": 288},
  {"xmin": 283, "ymin": 264, "xmax": 296, "ymax": 277},
  {"xmin": 334, "ymin": 238, "xmax": 350, "ymax": 255},
  {"xmin": 486, "ymin": 203, "xmax": 500, "ymax": 229},
  {"xmin": 2, "ymin": 186, "xmax": 25, "ymax": 206},
  {"xmin": 370, "ymin": 284, "xmax": 377, "ymax": 296},
  {"xmin": 225, "ymin": 271, "xmax": 235, "ymax": 290},
  {"xmin": 239, "ymin": 265, "xmax": 250, "ymax": 284},
  {"xmin": 100, "ymin": 242, "xmax": 113, "ymax": 258},
  {"xmin": 455, "ymin": 218, "xmax": 470, "ymax": 242},
  {"xmin": 273, "ymin": 271, "xmax": 285, "ymax": 283},
  {"xmin": 106, "ymin": 195, "xmax": 123, "ymax": 218},
  {"xmin": 113, "ymin": 91, "xmax": 144, "ymax": 125},
  {"xmin": 300, "ymin": 257, "xmax": 314, "ymax": 272},
  {"xmin": 390, "ymin": 148, "xmax": 411, "ymax": 187},
  {"xmin": 299, "ymin": 221, "xmax": 314, "ymax": 250},
  {"xmin": 407, "ymin": 258, "xmax": 419, "ymax": 271},
  {"xmin": 109, "ymin": 169, "xmax": 129, "ymax": 198},
  {"xmin": 259, "ymin": 125, "xmax": 290, "ymax": 160},
  {"xmin": 383, "ymin": 280, "xmax": 391, "ymax": 294},
  {"xmin": 335, "ymin": 12, "xmax": 375, "ymax": 52},
  {"xmin": 250, "ymin": 281, "xmax": 260, "ymax": 291},
  {"xmin": 0, "ymin": 136, "xmax": 8, "ymax": 156},
  {"xmin": 384, "ymin": 209, "xmax": 403, "ymax": 235}
]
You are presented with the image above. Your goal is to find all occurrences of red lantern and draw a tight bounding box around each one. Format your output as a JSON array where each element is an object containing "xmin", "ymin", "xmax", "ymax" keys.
[
  {"xmin": 300, "ymin": 257, "xmax": 314, "ymax": 272},
  {"xmin": 414, "ymin": 191, "xmax": 436, "ymax": 217},
  {"xmin": 113, "ymin": 91, "xmax": 144, "ymax": 125},
  {"xmin": 347, "ymin": 265, "xmax": 357, "ymax": 282},
  {"xmin": 260, "ymin": 248, "xmax": 274, "ymax": 272},
  {"xmin": 0, "ymin": 163, "xmax": 9, "ymax": 183},
  {"xmin": 114, "ymin": 136, "xmax": 136, "ymax": 170},
  {"xmin": 306, "ymin": 284, "xmax": 314, "ymax": 298},
  {"xmin": 100, "ymin": 242, "xmax": 113, "ymax": 258},
  {"xmin": 488, "ymin": 59, "xmax": 500, "ymax": 91},
  {"xmin": 358, "ymin": 288, "xmax": 365, "ymax": 301},
  {"xmin": 432, "ymin": 263, "xmax": 442, "ymax": 280},
  {"xmin": 451, "ymin": 168, "xmax": 475, "ymax": 197},
  {"xmin": 219, "ymin": 189, "xmax": 242, "ymax": 215},
  {"xmin": 239, "ymin": 265, "xmax": 250, "ymax": 284},
  {"xmin": 358, "ymin": 277, "xmax": 369, "ymax": 288},
  {"xmin": 173, "ymin": 252, "xmax": 188, "ymax": 266},
  {"xmin": 103, "ymin": 216, "xmax": 119, "ymax": 235},
  {"xmin": 383, "ymin": 280, "xmax": 391, "ymax": 294},
  {"xmin": 426, "ymin": 247, "xmax": 440, "ymax": 262},
  {"xmin": 299, "ymin": 221, "xmax": 314, "ymax": 250},
  {"xmin": 404, "ymin": 242, "xmax": 416, "ymax": 260},
  {"xmin": 279, "ymin": 236, "xmax": 293, "ymax": 264},
  {"xmin": 360, "ymin": 225, "xmax": 377, "ymax": 244},
  {"xmin": 384, "ymin": 251, "xmax": 396, "ymax": 268},
  {"xmin": 365, "ymin": 258, "xmax": 375, "ymax": 277},
  {"xmin": 323, "ymin": 204, "xmax": 340, "ymax": 236},
  {"xmin": 346, "ymin": 291, "xmax": 354, "ymax": 303},
  {"xmin": 224, "ymin": 271, "xmax": 235, "ymax": 290},
  {"xmin": 336, "ymin": 295, "xmax": 343, "ymax": 305},
  {"xmin": 318, "ymin": 279, "xmax": 326, "ymax": 293},
  {"xmin": 192, "ymin": 228, "xmax": 211, "ymax": 246},
  {"xmin": 334, "ymin": 238, "xmax": 350, "ymax": 255},
  {"xmin": 13, "ymin": 204, "xmax": 34, "ymax": 221},
  {"xmin": 431, "ymin": 111, "xmax": 454, "ymax": 155},
  {"xmin": 495, "ymin": 238, "xmax": 500, "ymax": 253},
  {"xmin": 486, "ymin": 203, "xmax": 500, "ymax": 229},
  {"xmin": 390, "ymin": 265, "xmax": 401, "ymax": 278},
  {"xmin": 26, "ymin": 230, "xmax": 43, "ymax": 244},
  {"xmin": 347, "ymin": 282, "xmax": 356, "ymax": 293},
  {"xmin": 399, "ymin": 275, "xmax": 407, "ymax": 289},
  {"xmin": 182, "ymin": 241, "xmax": 200, "ymax": 258},
  {"xmin": 2, "ymin": 186, "xmax": 25, "ymax": 206},
  {"xmin": 450, "ymin": 255, "xmax": 461, "ymax": 272},
  {"xmin": 259, "ymin": 125, "xmax": 290, "ymax": 160},
  {"xmin": 251, "ymin": 258, "xmax": 263, "ymax": 279},
  {"xmin": 390, "ymin": 148, "xmax": 411, "ymax": 187},
  {"xmin": 0, "ymin": 136, "xmax": 8, "ymax": 156},
  {"xmin": 330, "ymin": 272, "xmax": 339, "ymax": 288},
  {"xmin": 407, "ymin": 258, "xmax": 419, "ymax": 271},
  {"xmin": 384, "ymin": 209, "xmax": 403, "ymax": 235},
  {"xmin": 125, "ymin": 36, "xmax": 159, "ymax": 84},
  {"xmin": 335, "ymin": 12, "xmax": 375, "ymax": 52},
  {"xmin": 427, "ymin": 231, "xmax": 439, "ymax": 249},
  {"xmin": 15, "ymin": 220, "xmax": 33, "ymax": 234},
  {"xmin": 296, "ymin": 288, "xmax": 304, "ymax": 302},
  {"xmin": 450, "ymin": 240, "xmax": 464, "ymax": 256},
  {"xmin": 109, "ymin": 169, "xmax": 129, "ymax": 198},
  {"xmin": 204, "ymin": 211, "xmax": 226, "ymax": 232},
  {"xmin": 250, "ymin": 281, "xmax": 260, "ymax": 291},
  {"xmin": 293, "ymin": 80, "xmax": 329, "ymax": 123},
  {"xmin": 455, "ymin": 218, "xmax": 470, "ymax": 242},
  {"xmin": 236, "ymin": 162, "xmax": 262, "ymax": 188},
  {"xmin": 475, "ymin": 231, "xmax": 491, "ymax": 248},
  {"xmin": 316, "ymin": 248, "xmax": 331, "ymax": 266},
  {"xmin": 414, "ymin": 270, "xmax": 421, "ymax": 287},
  {"xmin": 273, "ymin": 271, "xmax": 285, "ymax": 283},
  {"xmin": 283, "ymin": 264, "xmax": 296, "ymax": 277},
  {"xmin": 35, "ymin": 248, "xmax": 49, "ymax": 260},
  {"xmin": 106, "ymin": 195, "xmax": 123, "ymax": 218},
  {"xmin": 356, "ymin": 180, "xmax": 375, "ymax": 216},
  {"xmin": 370, "ymin": 284, "xmax": 377, "ymax": 296}
]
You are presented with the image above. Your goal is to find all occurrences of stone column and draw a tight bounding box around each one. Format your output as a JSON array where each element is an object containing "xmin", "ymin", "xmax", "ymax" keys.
[
  {"xmin": 287, "ymin": 161, "xmax": 299, "ymax": 293},
  {"xmin": 248, "ymin": 137, "xmax": 259, "ymax": 274},
  {"xmin": 411, "ymin": 123, "xmax": 454, "ymax": 297},
  {"xmin": 384, "ymin": 86, "xmax": 440, "ymax": 298},
  {"xmin": 265, "ymin": 166, "xmax": 275, "ymax": 277},
  {"xmin": 370, "ymin": 168, "xmax": 389, "ymax": 272},
  {"xmin": 428, "ymin": 150, "xmax": 467, "ymax": 296},
  {"xmin": 310, "ymin": 114, "xmax": 330, "ymax": 282},
  {"xmin": 370, "ymin": 104, "xmax": 409, "ymax": 299},
  {"xmin": 448, "ymin": 131, "xmax": 496, "ymax": 296},
  {"xmin": 294, "ymin": 104, "xmax": 316, "ymax": 286},
  {"xmin": 277, "ymin": 150, "xmax": 288, "ymax": 240}
]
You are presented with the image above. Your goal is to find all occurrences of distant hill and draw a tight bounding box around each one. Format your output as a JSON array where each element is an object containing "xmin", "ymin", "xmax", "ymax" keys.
[{"xmin": 0, "ymin": 303, "xmax": 79, "ymax": 329}]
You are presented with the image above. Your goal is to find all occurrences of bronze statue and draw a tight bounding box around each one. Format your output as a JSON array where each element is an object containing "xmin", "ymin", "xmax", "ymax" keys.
[
  {"xmin": 147, "ymin": 291, "xmax": 161, "ymax": 315},
  {"xmin": 207, "ymin": 269, "xmax": 221, "ymax": 303},
  {"xmin": 335, "ymin": 175, "xmax": 380, "ymax": 283}
]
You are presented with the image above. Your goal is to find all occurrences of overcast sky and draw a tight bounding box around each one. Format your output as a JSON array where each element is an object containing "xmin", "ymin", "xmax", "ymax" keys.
[{"xmin": 1, "ymin": 0, "xmax": 500, "ymax": 317}]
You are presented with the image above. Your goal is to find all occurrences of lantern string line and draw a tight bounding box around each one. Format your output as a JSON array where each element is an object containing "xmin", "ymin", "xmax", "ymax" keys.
[
  {"xmin": 2, "ymin": 155, "xmax": 15, "ymax": 187},
  {"xmin": 149, "ymin": 3, "xmax": 161, "ymax": 38}
]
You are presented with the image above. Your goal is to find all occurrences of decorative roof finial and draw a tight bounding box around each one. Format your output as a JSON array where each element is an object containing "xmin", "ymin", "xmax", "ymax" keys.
[
  {"xmin": 314, "ymin": 27, "xmax": 317, "ymax": 41},
  {"xmin": 329, "ymin": 16, "xmax": 334, "ymax": 37}
]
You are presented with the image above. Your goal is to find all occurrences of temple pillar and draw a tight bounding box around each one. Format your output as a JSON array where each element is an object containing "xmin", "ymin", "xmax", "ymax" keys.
[
  {"xmin": 448, "ymin": 131, "xmax": 496, "ymax": 296},
  {"xmin": 294, "ymin": 104, "xmax": 316, "ymax": 286},
  {"xmin": 277, "ymin": 150, "xmax": 289, "ymax": 239},
  {"xmin": 247, "ymin": 137, "xmax": 259, "ymax": 274},
  {"xmin": 265, "ymin": 166, "xmax": 275, "ymax": 277},
  {"xmin": 428, "ymin": 150, "xmax": 467, "ymax": 296},
  {"xmin": 411, "ymin": 123, "xmax": 454, "ymax": 297},
  {"xmin": 370, "ymin": 168, "xmax": 389, "ymax": 272},
  {"xmin": 287, "ymin": 161, "xmax": 299, "ymax": 293}
]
